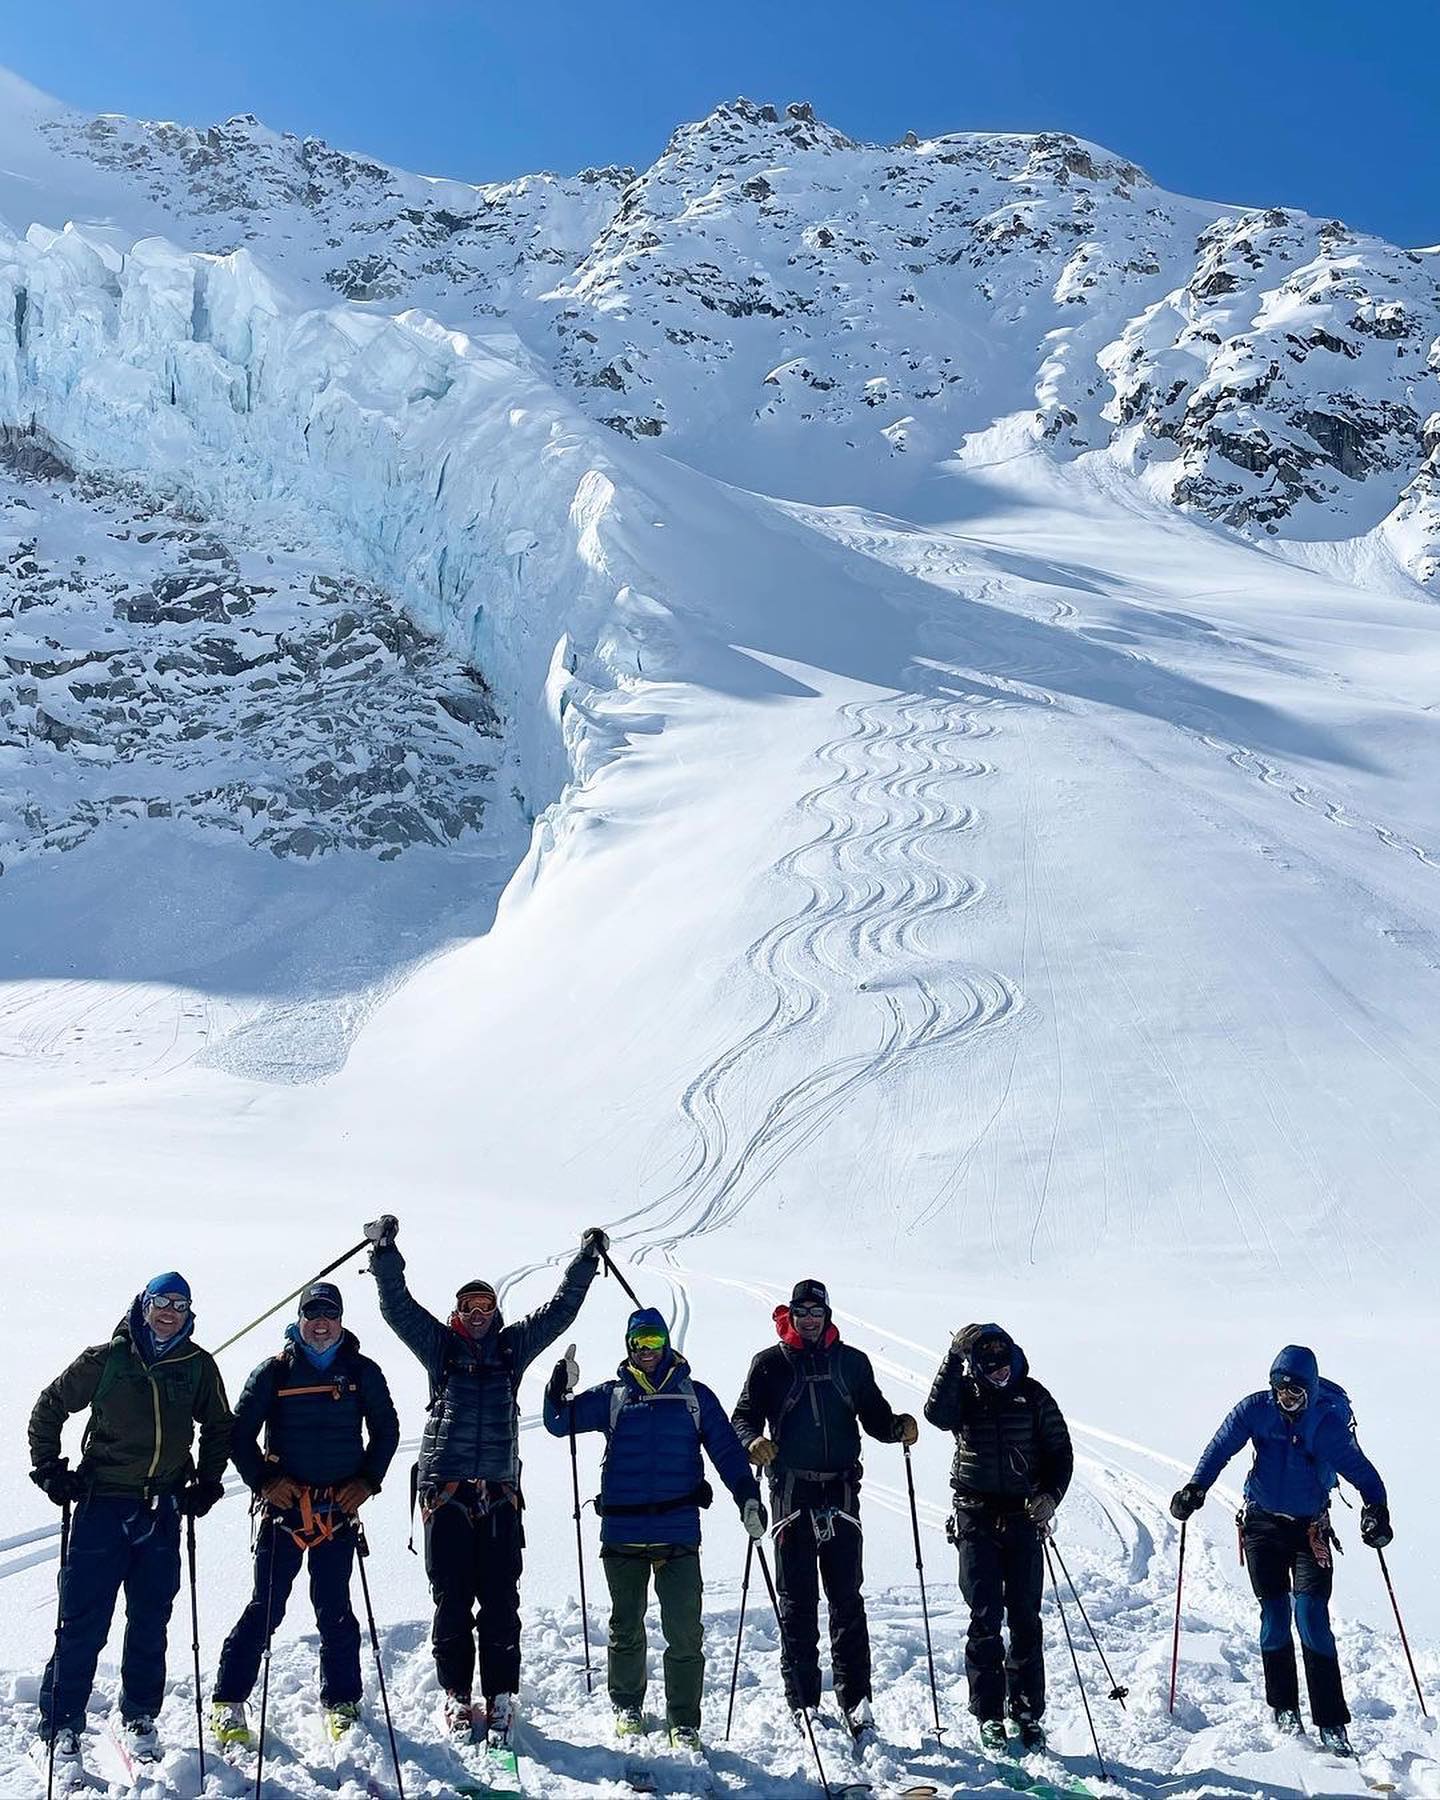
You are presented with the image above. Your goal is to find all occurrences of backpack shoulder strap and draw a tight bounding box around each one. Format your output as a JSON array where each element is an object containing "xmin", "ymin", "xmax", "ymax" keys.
[
  {"xmin": 90, "ymin": 1338, "xmax": 131, "ymax": 1408},
  {"xmin": 676, "ymin": 1376, "xmax": 702, "ymax": 1432}
]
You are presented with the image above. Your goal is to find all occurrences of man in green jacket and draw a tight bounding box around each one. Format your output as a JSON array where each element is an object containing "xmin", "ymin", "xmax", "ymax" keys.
[{"xmin": 28, "ymin": 1272, "xmax": 232, "ymax": 1775}]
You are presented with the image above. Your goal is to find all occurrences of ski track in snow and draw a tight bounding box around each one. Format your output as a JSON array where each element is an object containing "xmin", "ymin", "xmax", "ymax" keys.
[{"xmin": 606, "ymin": 688, "xmax": 1020, "ymax": 1260}]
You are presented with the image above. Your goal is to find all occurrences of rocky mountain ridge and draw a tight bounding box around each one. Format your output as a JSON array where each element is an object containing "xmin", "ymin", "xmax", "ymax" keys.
[{"xmin": 23, "ymin": 89, "xmax": 1440, "ymax": 583}]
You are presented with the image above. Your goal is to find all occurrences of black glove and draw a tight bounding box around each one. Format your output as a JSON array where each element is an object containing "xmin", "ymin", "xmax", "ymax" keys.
[
  {"xmin": 1360, "ymin": 1503, "xmax": 1393, "ymax": 1549},
  {"xmin": 364, "ymin": 1214, "xmax": 399, "ymax": 1250},
  {"xmin": 580, "ymin": 1227, "xmax": 610, "ymax": 1259},
  {"xmin": 1170, "ymin": 1483, "xmax": 1205, "ymax": 1522},
  {"xmin": 1026, "ymin": 1492, "xmax": 1057, "ymax": 1527},
  {"xmin": 176, "ymin": 1477, "xmax": 226, "ymax": 1518},
  {"xmin": 30, "ymin": 1459, "xmax": 85, "ymax": 1507},
  {"xmin": 952, "ymin": 1323, "xmax": 984, "ymax": 1357},
  {"xmin": 547, "ymin": 1343, "xmax": 580, "ymax": 1409}
]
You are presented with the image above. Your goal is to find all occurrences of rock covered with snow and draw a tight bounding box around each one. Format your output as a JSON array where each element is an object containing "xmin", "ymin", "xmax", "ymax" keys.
[{"xmin": 0, "ymin": 435, "xmax": 500, "ymax": 870}]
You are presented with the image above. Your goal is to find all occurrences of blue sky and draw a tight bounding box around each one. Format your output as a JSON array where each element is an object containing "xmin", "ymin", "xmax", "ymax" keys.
[{"xmin": 5, "ymin": 0, "xmax": 1436, "ymax": 245}]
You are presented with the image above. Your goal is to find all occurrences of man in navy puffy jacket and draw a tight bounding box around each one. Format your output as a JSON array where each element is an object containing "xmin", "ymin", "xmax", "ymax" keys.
[
  {"xmin": 543, "ymin": 1309, "xmax": 765, "ymax": 1750},
  {"xmin": 1171, "ymin": 1345, "xmax": 1390, "ymax": 1758},
  {"xmin": 211, "ymin": 1282, "xmax": 398, "ymax": 1745}
]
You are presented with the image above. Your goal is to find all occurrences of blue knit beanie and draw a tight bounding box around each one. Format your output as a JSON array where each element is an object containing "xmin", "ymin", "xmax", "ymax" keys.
[{"xmin": 143, "ymin": 1272, "xmax": 191, "ymax": 1306}]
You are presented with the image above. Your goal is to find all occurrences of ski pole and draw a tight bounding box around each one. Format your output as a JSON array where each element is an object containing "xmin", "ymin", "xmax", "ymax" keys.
[
  {"xmin": 724, "ymin": 1537, "xmax": 754, "ymax": 1741},
  {"xmin": 185, "ymin": 1512, "xmax": 207, "ymax": 1787},
  {"xmin": 45, "ymin": 1497, "xmax": 72, "ymax": 1800},
  {"xmin": 902, "ymin": 1442, "xmax": 943, "ymax": 1740},
  {"xmin": 254, "ymin": 1518, "xmax": 280, "ymax": 1800},
  {"xmin": 215, "ymin": 1240, "xmax": 369, "ymax": 1357},
  {"xmin": 598, "ymin": 1247, "xmax": 643, "ymax": 1311},
  {"xmin": 1377, "ymin": 1547, "xmax": 1429, "ymax": 1717},
  {"xmin": 355, "ymin": 1523, "xmax": 406, "ymax": 1798},
  {"xmin": 755, "ymin": 1543, "xmax": 832, "ymax": 1798},
  {"xmin": 1046, "ymin": 1536, "xmax": 1128, "ymax": 1706},
  {"xmin": 1169, "ymin": 1520, "xmax": 1186, "ymax": 1714},
  {"xmin": 1043, "ymin": 1536, "xmax": 1107, "ymax": 1782},
  {"xmin": 566, "ymin": 1386, "xmax": 594, "ymax": 1696}
]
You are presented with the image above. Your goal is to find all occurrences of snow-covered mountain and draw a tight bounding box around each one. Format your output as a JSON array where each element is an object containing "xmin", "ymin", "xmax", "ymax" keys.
[
  {"xmin": 4, "ymin": 65, "xmax": 1440, "ymax": 1800},
  {"xmin": 12, "ymin": 76, "xmax": 1440, "ymax": 579}
]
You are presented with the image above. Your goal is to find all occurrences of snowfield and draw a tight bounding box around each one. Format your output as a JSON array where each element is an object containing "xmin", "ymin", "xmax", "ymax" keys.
[{"xmin": 2, "ymin": 62, "xmax": 1440, "ymax": 1799}]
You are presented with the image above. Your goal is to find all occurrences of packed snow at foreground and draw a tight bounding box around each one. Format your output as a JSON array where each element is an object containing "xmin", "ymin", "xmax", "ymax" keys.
[{"xmin": 4, "ymin": 58, "xmax": 1440, "ymax": 1800}]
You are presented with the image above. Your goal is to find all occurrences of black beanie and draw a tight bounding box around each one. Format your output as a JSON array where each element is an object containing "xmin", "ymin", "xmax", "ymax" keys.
[
  {"xmin": 790, "ymin": 1278, "xmax": 830, "ymax": 1311},
  {"xmin": 456, "ymin": 1278, "xmax": 497, "ymax": 1303}
]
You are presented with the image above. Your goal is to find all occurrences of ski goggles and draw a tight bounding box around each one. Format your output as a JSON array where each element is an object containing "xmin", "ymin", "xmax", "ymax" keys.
[
  {"xmin": 1272, "ymin": 1378, "xmax": 1307, "ymax": 1405},
  {"xmin": 973, "ymin": 1339, "xmax": 1011, "ymax": 1369},
  {"xmin": 145, "ymin": 1293, "xmax": 191, "ymax": 1314},
  {"xmin": 627, "ymin": 1328, "xmax": 669, "ymax": 1354},
  {"xmin": 299, "ymin": 1298, "xmax": 342, "ymax": 1321},
  {"xmin": 457, "ymin": 1292, "xmax": 497, "ymax": 1316},
  {"xmin": 790, "ymin": 1303, "xmax": 828, "ymax": 1320}
]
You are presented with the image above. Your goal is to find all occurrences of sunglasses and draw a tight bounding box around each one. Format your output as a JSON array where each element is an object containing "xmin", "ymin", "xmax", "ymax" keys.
[
  {"xmin": 790, "ymin": 1304, "xmax": 827, "ymax": 1320},
  {"xmin": 147, "ymin": 1294, "xmax": 191, "ymax": 1314},
  {"xmin": 627, "ymin": 1331, "xmax": 668, "ymax": 1354},
  {"xmin": 300, "ymin": 1301, "xmax": 342, "ymax": 1321}
]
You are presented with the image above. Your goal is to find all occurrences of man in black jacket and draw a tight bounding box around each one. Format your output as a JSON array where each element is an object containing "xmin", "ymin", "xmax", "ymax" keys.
[
  {"xmin": 731, "ymin": 1279, "xmax": 917, "ymax": 1741},
  {"xmin": 924, "ymin": 1322, "xmax": 1072, "ymax": 1754},
  {"xmin": 211, "ymin": 1282, "xmax": 399, "ymax": 1745},
  {"xmin": 365, "ymin": 1213, "xmax": 606, "ymax": 1746}
]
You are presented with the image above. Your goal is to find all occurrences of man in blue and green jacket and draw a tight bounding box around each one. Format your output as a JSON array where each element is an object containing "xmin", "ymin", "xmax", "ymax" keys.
[
  {"xmin": 28, "ymin": 1273, "xmax": 231, "ymax": 1770},
  {"xmin": 544, "ymin": 1308, "xmax": 766, "ymax": 1750},
  {"xmin": 211, "ymin": 1281, "xmax": 399, "ymax": 1745},
  {"xmin": 1171, "ymin": 1344, "xmax": 1390, "ymax": 1758}
]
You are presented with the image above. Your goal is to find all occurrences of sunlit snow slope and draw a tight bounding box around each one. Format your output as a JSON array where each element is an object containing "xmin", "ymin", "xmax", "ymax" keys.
[{"xmin": 2, "ymin": 65, "xmax": 1440, "ymax": 1799}]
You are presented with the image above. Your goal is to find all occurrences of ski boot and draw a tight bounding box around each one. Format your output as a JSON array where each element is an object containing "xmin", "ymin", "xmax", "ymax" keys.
[
  {"xmin": 669, "ymin": 1724, "xmax": 703, "ymax": 1752},
  {"xmin": 1317, "ymin": 1724, "xmax": 1353, "ymax": 1758},
  {"xmin": 614, "ymin": 1705, "xmax": 646, "ymax": 1740},
  {"xmin": 979, "ymin": 1718, "xmax": 1009, "ymax": 1754},
  {"xmin": 324, "ymin": 1701, "xmax": 361, "ymax": 1740},
  {"xmin": 486, "ymin": 1692, "xmax": 516, "ymax": 1748},
  {"xmin": 441, "ymin": 1691, "xmax": 475, "ymax": 1738},
  {"xmin": 1015, "ymin": 1716, "xmax": 1047, "ymax": 1753},
  {"xmin": 119, "ymin": 1715, "xmax": 161, "ymax": 1762},
  {"xmin": 1273, "ymin": 1707, "xmax": 1304, "ymax": 1736},
  {"xmin": 212, "ymin": 1701, "xmax": 253, "ymax": 1748},
  {"xmin": 845, "ymin": 1698, "xmax": 876, "ymax": 1749},
  {"xmin": 40, "ymin": 1726, "xmax": 84, "ymax": 1786}
]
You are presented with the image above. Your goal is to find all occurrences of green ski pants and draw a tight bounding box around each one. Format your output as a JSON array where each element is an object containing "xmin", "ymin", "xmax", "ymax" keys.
[{"xmin": 601, "ymin": 1543, "xmax": 704, "ymax": 1727}]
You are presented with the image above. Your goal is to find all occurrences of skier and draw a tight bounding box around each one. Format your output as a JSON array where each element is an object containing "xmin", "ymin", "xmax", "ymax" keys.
[
  {"xmin": 364, "ymin": 1213, "xmax": 606, "ymax": 1747},
  {"xmin": 27, "ymin": 1273, "xmax": 232, "ymax": 1776},
  {"xmin": 543, "ymin": 1309, "xmax": 766, "ymax": 1751},
  {"xmin": 210, "ymin": 1281, "xmax": 400, "ymax": 1746},
  {"xmin": 1170, "ymin": 1344, "xmax": 1391, "ymax": 1758},
  {"xmin": 729, "ymin": 1278, "xmax": 917, "ymax": 1743},
  {"xmin": 924, "ymin": 1323, "xmax": 1072, "ymax": 1755}
]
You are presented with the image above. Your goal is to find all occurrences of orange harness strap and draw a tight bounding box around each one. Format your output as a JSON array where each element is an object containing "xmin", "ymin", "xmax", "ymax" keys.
[{"xmin": 281, "ymin": 1485, "xmax": 345, "ymax": 1551}]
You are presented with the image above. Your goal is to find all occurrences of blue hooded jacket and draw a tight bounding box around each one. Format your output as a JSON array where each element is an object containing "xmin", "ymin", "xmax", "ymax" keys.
[
  {"xmin": 1190, "ymin": 1345, "xmax": 1386, "ymax": 1518},
  {"xmin": 544, "ymin": 1309, "xmax": 759, "ymax": 1546}
]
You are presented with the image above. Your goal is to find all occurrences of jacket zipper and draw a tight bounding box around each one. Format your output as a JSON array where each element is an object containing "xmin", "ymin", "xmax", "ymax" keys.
[{"xmin": 143, "ymin": 1343, "xmax": 200, "ymax": 1482}]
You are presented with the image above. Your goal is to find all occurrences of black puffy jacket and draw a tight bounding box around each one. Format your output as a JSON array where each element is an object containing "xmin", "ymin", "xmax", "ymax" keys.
[
  {"xmin": 731, "ymin": 1314, "xmax": 903, "ymax": 1478},
  {"xmin": 229, "ymin": 1327, "xmax": 400, "ymax": 1494},
  {"xmin": 924, "ymin": 1331, "xmax": 1072, "ymax": 1509},
  {"xmin": 375, "ymin": 1244, "xmax": 598, "ymax": 1486}
]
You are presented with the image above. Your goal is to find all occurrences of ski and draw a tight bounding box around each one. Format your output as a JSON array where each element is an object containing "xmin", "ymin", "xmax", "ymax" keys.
[
  {"xmin": 992, "ymin": 1759, "xmax": 1097, "ymax": 1800},
  {"xmin": 94, "ymin": 1723, "xmax": 168, "ymax": 1796},
  {"xmin": 27, "ymin": 1737, "xmax": 104, "ymax": 1794}
]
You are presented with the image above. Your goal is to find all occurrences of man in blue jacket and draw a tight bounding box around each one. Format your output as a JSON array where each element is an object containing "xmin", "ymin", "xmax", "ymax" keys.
[
  {"xmin": 544, "ymin": 1309, "xmax": 766, "ymax": 1751},
  {"xmin": 1171, "ymin": 1345, "xmax": 1390, "ymax": 1758},
  {"xmin": 211, "ymin": 1282, "xmax": 399, "ymax": 1745}
]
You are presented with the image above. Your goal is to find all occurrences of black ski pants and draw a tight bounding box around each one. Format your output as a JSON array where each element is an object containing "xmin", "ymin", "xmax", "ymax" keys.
[
  {"xmin": 1242, "ymin": 1506, "xmax": 1348, "ymax": 1727},
  {"xmin": 953, "ymin": 1504, "xmax": 1045, "ymax": 1723},
  {"xmin": 773, "ymin": 1491, "xmax": 870, "ymax": 1713},
  {"xmin": 423, "ymin": 1488, "xmax": 524, "ymax": 1701},
  {"xmin": 214, "ymin": 1516, "xmax": 361, "ymax": 1707}
]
